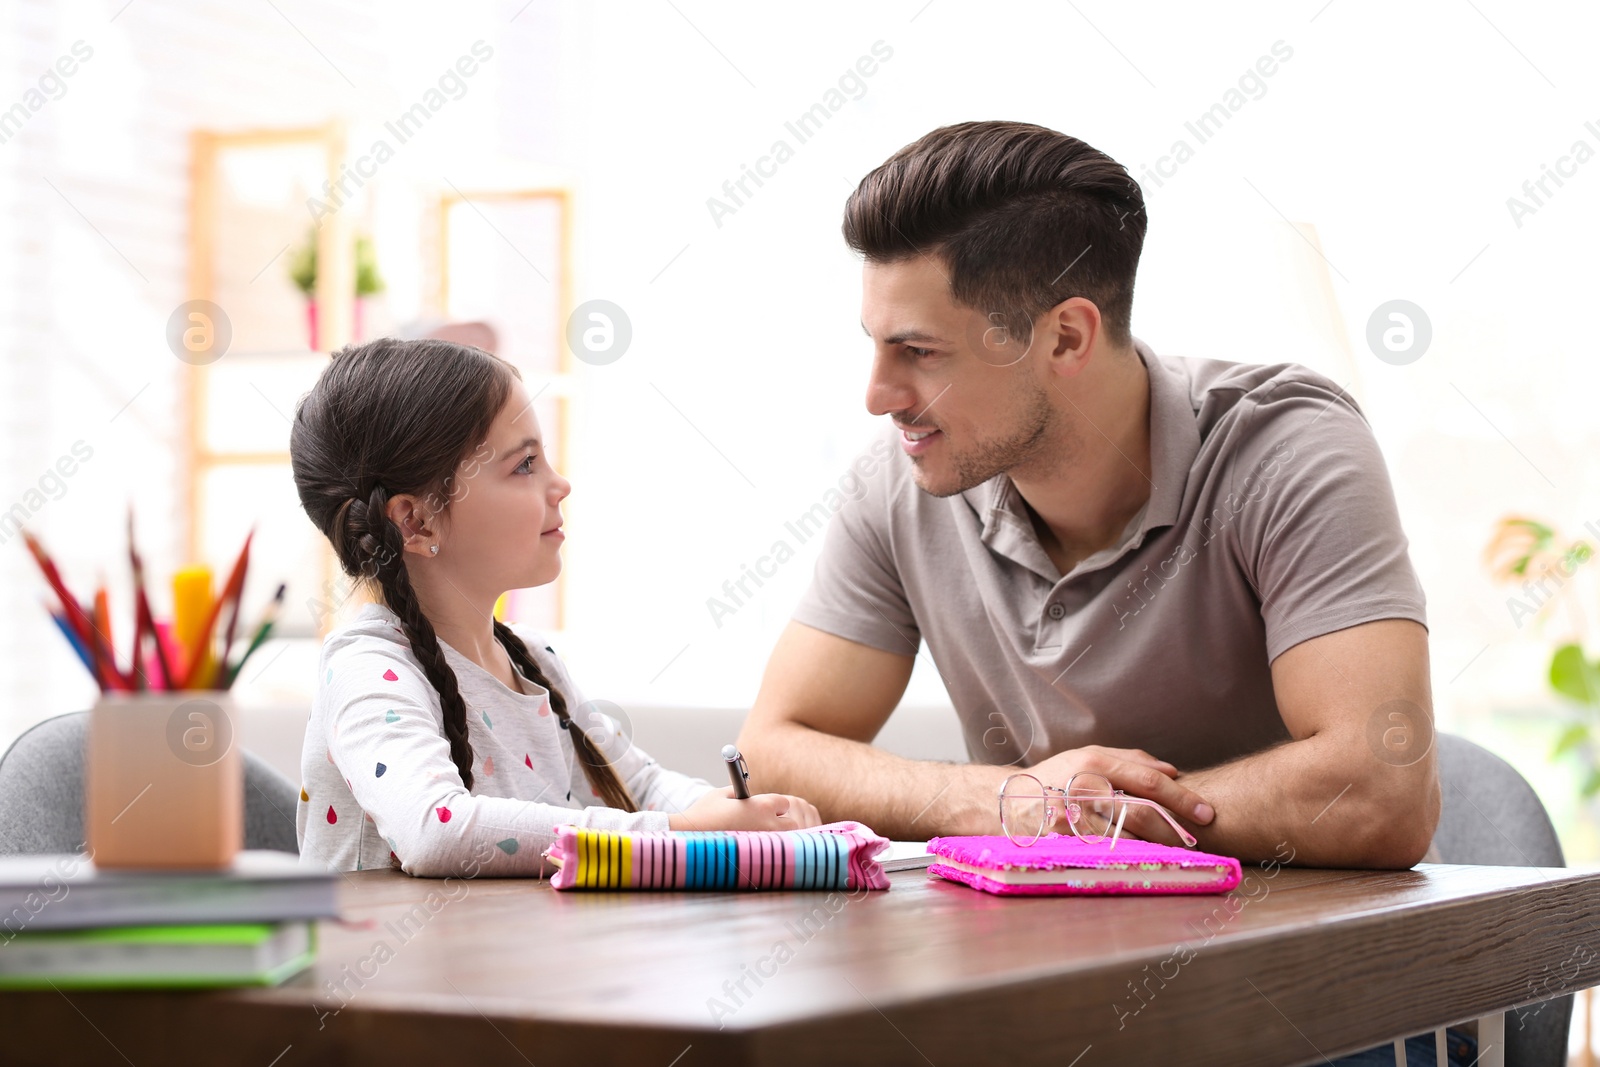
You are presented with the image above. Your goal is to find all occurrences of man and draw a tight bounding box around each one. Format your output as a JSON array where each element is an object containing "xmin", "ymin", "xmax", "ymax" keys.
[{"xmin": 738, "ymin": 121, "xmax": 1439, "ymax": 870}]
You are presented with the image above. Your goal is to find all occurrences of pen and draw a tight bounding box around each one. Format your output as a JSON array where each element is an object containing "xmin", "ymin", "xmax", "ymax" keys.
[{"xmin": 721, "ymin": 743, "xmax": 751, "ymax": 799}]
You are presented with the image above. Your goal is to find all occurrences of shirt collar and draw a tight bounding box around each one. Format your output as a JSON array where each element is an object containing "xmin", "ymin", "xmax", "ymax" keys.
[
  {"xmin": 962, "ymin": 337, "xmax": 1202, "ymax": 577},
  {"xmin": 1130, "ymin": 336, "xmax": 1202, "ymax": 536}
]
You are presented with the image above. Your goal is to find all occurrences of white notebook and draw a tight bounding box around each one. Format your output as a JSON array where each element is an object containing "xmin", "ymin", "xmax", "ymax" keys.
[{"xmin": 880, "ymin": 840, "xmax": 934, "ymax": 871}]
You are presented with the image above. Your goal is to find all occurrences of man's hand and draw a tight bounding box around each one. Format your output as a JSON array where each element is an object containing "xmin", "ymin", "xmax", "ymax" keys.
[{"xmin": 1025, "ymin": 745, "xmax": 1214, "ymax": 844}]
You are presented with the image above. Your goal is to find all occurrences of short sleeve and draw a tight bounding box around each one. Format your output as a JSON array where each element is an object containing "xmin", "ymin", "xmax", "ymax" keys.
[
  {"xmin": 789, "ymin": 433, "xmax": 921, "ymax": 656},
  {"xmin": 1223, "ymin": 378, "xmax": 1427, "ymax": 662}
]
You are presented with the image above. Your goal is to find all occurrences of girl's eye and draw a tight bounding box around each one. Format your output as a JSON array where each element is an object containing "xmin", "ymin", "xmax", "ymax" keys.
[{"xmin": 515, "ymin": 453, "xmax": 537, "ymax": 474}]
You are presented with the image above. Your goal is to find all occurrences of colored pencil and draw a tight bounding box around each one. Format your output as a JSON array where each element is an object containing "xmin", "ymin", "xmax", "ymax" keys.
[
  {"xmin": 128, "ymin": 591, "xmax": 146, "ymax": 692},
  {"xmin": 22, "ymin": 531, "xmax": 106, "ymax": 692},
  {"xmin": 126, "ymin": 512, "xmax": 143, "ymax": 691},
  {"xmin": 213, "ymin": 535, "xmax": 254, "ymax": 689},
  {"xmin": 90, "ymin": 585, "xmax": 111, "ymax": 690},
  {"xmin": 126, "ymin": 508, "xmax": 166, "ymax": 691},
  {"xmin": 43, "ymin": 600, "xmax": 94, "ymax": 677},
  {"xmin": 20, "ymin": 531, "xmax": 95, "ymax": 656},
  {"xmin": 129, "ymin": 554, "xmax": 171, "ymax": 691},
  {"xmin": 94, "ymin": 585, "xmax": 112, "ymax": 659},
  {"xmin": 172, "ymin": 563, "xmax": 214, "ymax": 689},
  {"xmin": 91, "ymin": 583, "xmax": 128, "ymax": 692},
  {"xmin": 154, "ymin": 622, "xmax": 183, "ymax": 687},
  {"xmin": 179, "ymin": 528, "xmax": 253, "ymax": 689},
  {"xmin": 224, "ymin": 582, "xmax": 286, "ymax": 689},
  {"xmin": 24, "ymin": 520, "xmax": 278, "ymax": 694}
]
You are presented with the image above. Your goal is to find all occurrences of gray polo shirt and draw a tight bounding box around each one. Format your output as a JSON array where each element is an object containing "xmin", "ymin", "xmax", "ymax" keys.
[{"xmin": 791, "ymin": 340, "xmax": 1427, "ymax": 773}]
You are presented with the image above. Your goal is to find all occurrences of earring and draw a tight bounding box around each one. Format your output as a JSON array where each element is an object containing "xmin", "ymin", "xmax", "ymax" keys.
[{"xmin": 429, "ymin": 544, "xmax": 439, "ymax": 556}]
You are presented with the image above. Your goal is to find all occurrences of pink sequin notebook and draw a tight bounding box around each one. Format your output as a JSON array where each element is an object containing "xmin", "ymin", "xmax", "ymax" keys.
[{"xmin": 926, "ymin": 833, "xmax": 1242, "ymax": 896}]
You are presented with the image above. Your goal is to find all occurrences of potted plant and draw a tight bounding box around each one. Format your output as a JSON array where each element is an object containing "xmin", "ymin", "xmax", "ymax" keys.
[
  {"xmin": 288, "ymin": 231, "xmax": 385, "ymax": 350},
  {"xmin": 1486, "ymin": 516, "xmax": 1598, "ymax": 783},
  {"xmin": 1485, "ymin": 514, "xmax": 1597, "ymax": 1059}
]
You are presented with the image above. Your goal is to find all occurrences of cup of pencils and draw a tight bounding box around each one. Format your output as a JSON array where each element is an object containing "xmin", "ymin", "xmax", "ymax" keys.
[{"xmin": 23, "ymin": 515, "xmax": 285, "ymax": 870}]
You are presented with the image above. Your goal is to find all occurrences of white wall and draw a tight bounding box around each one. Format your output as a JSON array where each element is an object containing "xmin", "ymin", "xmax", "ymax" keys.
[
  {"xmin": 0, "ymin": 0, "xmax": 530, "ymax": 743},
  {"xmin": 0, "ymin": 0, "xmax": 390, "ymax": 740},
  {"xmin": 545, "ymin": 0, "xmax": 1600, "ymax": 736},
  {"xmin": 3, "ymin": 0, "xmax": 1596, "ymax": 768}
]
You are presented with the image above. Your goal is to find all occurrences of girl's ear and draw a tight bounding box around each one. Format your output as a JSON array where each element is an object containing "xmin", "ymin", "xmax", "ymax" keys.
[{"xmin": 385, "ymin": 493, "xmax": 439, "ymax": 557}]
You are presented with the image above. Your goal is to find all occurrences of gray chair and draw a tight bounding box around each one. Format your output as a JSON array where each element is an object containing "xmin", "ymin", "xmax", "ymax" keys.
[
  {"xmin": 0, "ymin": 710, "xmax": 299, "ymax": 856},
  {"xmin": 1429, "ymin": 732, "xmax": 1574, "ymax": 1067}
]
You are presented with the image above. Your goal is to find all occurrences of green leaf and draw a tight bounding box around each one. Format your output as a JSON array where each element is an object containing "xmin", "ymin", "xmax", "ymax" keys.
[
  {"xmin": 1549, "ymin": 644, "xmax": 1600, "ymax": 705},
  {"xmin": 354, "ymin": 235, "xmax": 385, "ymax": 297},
  {"xmin": 287, "ymin": 229, "xmax": 385, "ymax": 296},
  {"xmin": 1581, "ymin": 767, "xmax": 1600, "ymax": 799},
  {"xmin": 288, "ymin": 231, "xmax": 317, "ymax": 294},
  {"xmin": 1553, "ymin": 723, "xmax": 1589, "ymax": 758},
  {"xmin": 1509, "ymin": 518, "xmax": 1557, "ymax": 547}
]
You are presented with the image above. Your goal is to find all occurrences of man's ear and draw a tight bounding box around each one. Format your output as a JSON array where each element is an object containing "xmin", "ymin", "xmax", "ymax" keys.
[
  {"xmin": 384, "ymin": 493, "xmax": 437, "ymax": 557},
  {"xmin": 1041, "ymin": 297, "xmax": 1103, "ymax": 379}
]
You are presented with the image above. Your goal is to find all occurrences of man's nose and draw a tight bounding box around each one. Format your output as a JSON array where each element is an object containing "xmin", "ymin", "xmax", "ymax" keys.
[{"xmin": 865, "ymin": 349, "xmax": 916, "ymax": 418}]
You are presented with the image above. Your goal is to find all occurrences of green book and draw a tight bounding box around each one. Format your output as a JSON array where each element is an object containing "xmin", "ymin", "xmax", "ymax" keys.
[{"xmin": 0, "ymin": 921, "xmax": 315, "ymax": 989}]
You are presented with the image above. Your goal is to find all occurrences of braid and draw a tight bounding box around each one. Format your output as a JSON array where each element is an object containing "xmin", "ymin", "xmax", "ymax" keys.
[
  {"xmin": 348, "ymin": 485, "xmax": 478, "ymax": 790},
  {"xmin": 493, "ymin": 620, "xmax": 638, "ymax": 812}
]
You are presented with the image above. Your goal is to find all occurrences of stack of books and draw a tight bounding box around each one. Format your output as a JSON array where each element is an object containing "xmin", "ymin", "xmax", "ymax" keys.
[{"xmin": 0, "ymin": 850, "xmax": 338, "ymax": 989}]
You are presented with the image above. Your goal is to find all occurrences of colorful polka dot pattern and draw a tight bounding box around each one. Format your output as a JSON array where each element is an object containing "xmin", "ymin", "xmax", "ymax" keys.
[{"xmin": 304, "ymin": 632, "xmax": 625, "ymax": 875}]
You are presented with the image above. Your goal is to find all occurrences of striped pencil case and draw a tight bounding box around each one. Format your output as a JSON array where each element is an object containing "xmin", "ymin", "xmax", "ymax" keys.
[{"xmin": 542, "ymin": 820, "xmax": 892, "ymax": 892}]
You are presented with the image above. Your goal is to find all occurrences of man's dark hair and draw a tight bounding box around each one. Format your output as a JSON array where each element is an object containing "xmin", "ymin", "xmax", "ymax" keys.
[{"xmin": 842, "ymin": 120, "xmax": 1146, "ymax": 348}]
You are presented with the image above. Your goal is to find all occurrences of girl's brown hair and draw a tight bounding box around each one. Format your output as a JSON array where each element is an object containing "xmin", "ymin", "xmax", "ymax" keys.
[{"xmin": 289, "ymin": 337, "xmax": 636, "ymax": 811}]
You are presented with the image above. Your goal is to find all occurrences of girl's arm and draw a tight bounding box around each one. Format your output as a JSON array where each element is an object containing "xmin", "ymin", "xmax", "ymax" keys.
[{"xmin": 324, "ymin": 645, "xmax": 674, "ymax": 878}]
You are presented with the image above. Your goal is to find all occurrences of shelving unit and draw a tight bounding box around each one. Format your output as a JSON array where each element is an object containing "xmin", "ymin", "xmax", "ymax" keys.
[
  {"xmin": 185, "ymin": 122, "xmax": 354, "ymax": 642},
  {"xmin": 433, "ymin": 187, "xmax": 574, "ymax": 631},
  {"xmin": 183, "ymin": 124, "xmax": 575, "ymax": 643}
]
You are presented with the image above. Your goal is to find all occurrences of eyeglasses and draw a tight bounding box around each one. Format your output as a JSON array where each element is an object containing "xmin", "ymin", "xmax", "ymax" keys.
[{"xmin": 998, "ymin": 771, "xmax": 1199, "ymax": 849}]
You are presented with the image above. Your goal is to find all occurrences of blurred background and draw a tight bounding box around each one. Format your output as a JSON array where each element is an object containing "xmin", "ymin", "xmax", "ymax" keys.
[{"xmin": 2, "ymin": 0, "xmax": 1596, "ymax": 950}]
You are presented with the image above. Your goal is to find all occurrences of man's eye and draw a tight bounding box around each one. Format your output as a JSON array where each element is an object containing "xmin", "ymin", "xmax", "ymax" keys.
[{"xmin": 906, "ymin": 346, "xmax": 934, "ymax": 358}]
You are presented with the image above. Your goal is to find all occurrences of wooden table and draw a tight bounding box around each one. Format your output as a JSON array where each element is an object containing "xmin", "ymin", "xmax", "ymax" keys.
[{"xmin": 5, "ymin": 862, "xmax": 1599, "ymax": 1066}]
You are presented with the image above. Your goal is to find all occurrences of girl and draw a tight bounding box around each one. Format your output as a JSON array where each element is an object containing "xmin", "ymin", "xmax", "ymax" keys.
[{"xmin": 289, "ymin": 338, "xmax": 820, "ymax": 876}]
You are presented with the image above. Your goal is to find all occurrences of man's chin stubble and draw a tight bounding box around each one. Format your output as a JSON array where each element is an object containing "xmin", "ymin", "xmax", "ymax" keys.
[
  {"xmin": 911, "ymin": 417, "xmax": 1063, "ymax": 499},
  {"xmin": 909, "ymin": 452, "xmax": 994, "ymax": 499},
  {"xmin": 909, "ymin": 462, "xmax": 965, "ymax": 499}
]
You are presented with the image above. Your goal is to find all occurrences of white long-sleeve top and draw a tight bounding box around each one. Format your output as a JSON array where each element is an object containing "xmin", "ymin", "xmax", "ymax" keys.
[{"xmin": 296, "ymin": 602, "xmax": 716, "ymax": 877}]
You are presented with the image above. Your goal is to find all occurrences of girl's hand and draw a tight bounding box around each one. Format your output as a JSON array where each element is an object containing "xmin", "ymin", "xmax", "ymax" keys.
[{"xmin": 667, "ymin": 786, "xmax": 822, "ymax": 831}]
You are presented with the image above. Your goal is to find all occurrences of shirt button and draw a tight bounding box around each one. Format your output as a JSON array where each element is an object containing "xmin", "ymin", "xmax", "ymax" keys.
[{"xmin": 1047, "ymin": 603, "xmax": 1066, "ymax": 620}]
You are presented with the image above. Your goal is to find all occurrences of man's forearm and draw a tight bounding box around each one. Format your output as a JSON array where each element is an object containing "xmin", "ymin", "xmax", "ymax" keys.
[
  {"xmin": 739, "ymin": 720, "xmax": 1010, "ymax": 840},
  {"xmin": 1177, "ymin": 732, "xmax": 1439, "ymax": 868}
]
